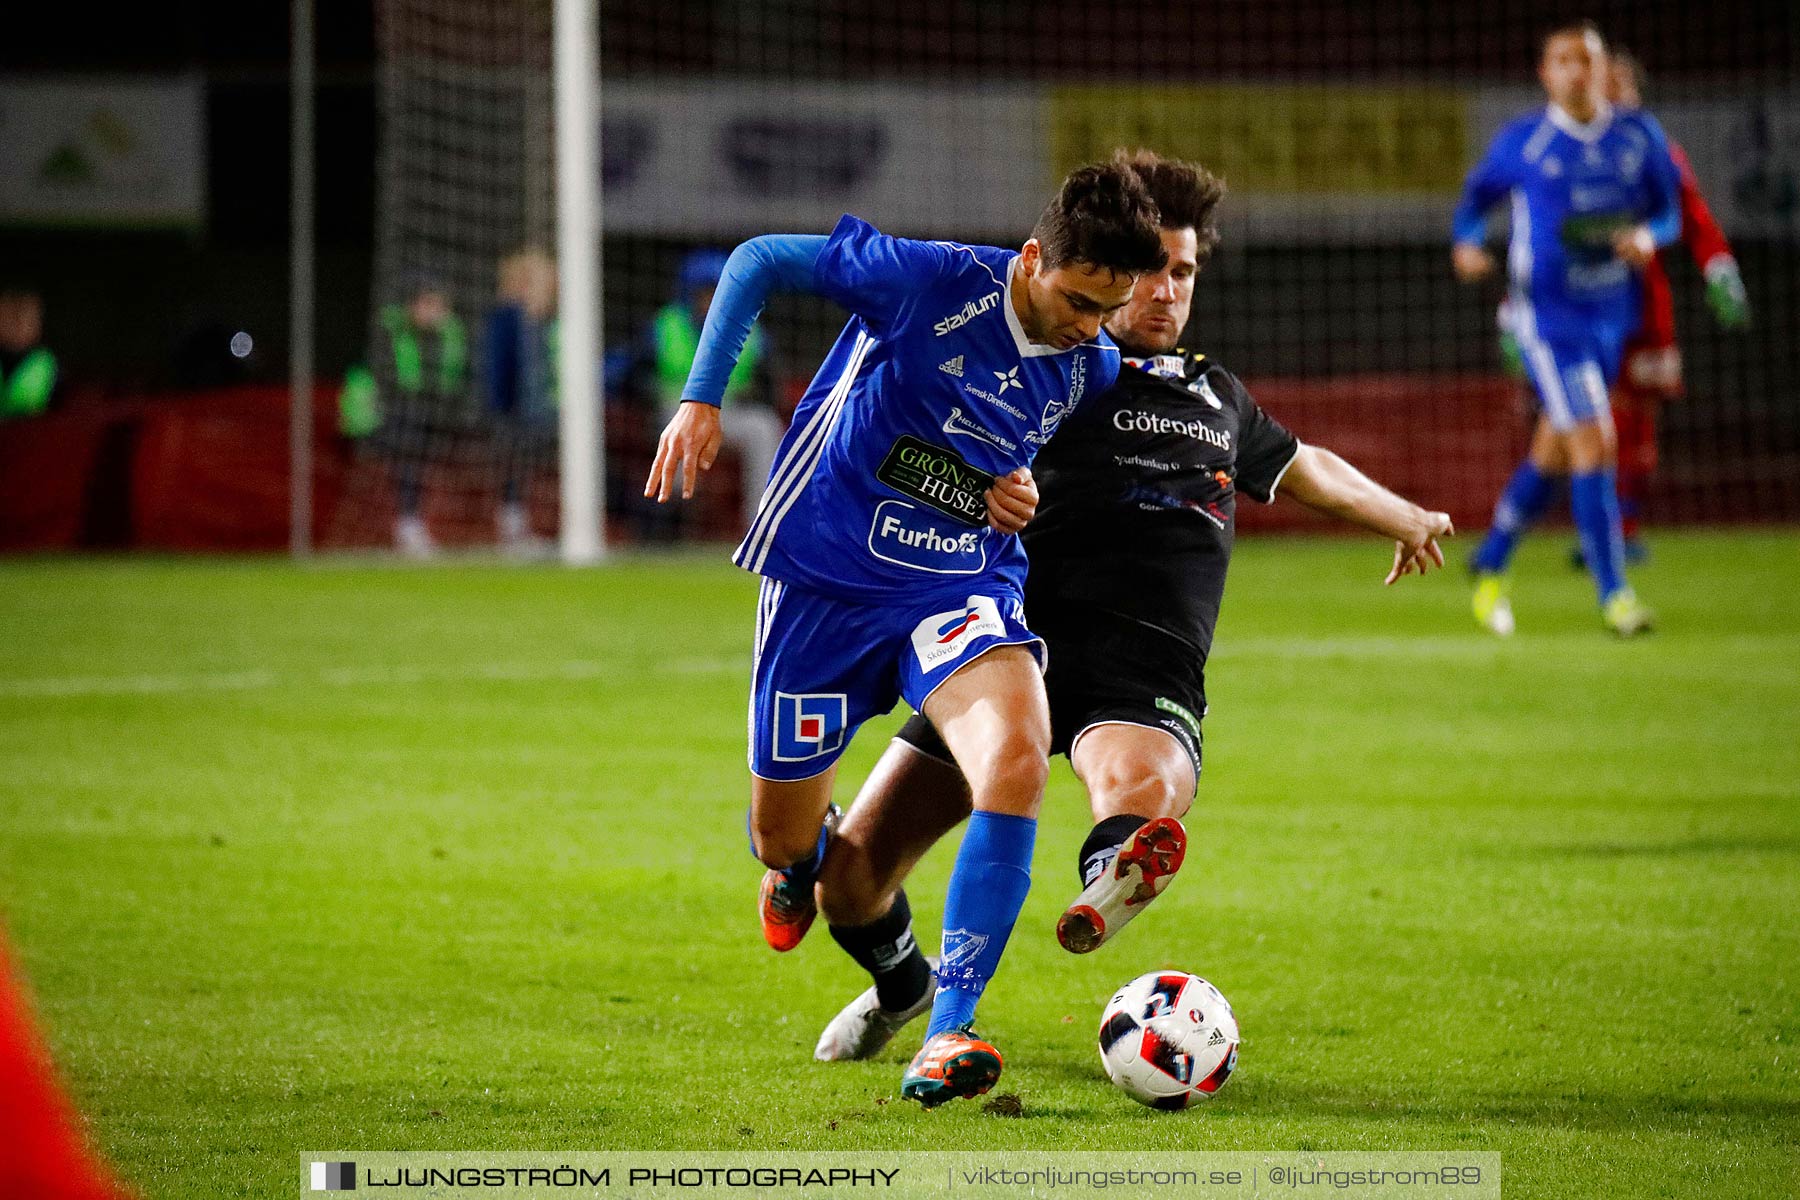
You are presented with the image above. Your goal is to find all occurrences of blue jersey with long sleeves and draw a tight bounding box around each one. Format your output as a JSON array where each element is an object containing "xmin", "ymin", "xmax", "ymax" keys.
[
  {"xmin": 724, "ymin": 215, "xmax": 1120, "ymax": 604},
  {"xmin": 1453, "ymin": 104, "xmax": 1682, "ymax": 337}
]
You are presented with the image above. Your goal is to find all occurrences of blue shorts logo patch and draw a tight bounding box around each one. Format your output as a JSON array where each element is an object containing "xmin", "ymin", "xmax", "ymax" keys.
[{"xmin": 773, "ymin": 691, "xmax": 848, "ymax": 762}]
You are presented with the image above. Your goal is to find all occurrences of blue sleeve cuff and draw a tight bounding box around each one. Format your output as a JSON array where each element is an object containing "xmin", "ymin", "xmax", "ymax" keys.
[
  {"xmin": 682, "ymin": 234, "xmax": 827, "ymax": 407},
  {"xmin": 1451, "ymin": 210, "xmax": 1487, "ymax": 247}
]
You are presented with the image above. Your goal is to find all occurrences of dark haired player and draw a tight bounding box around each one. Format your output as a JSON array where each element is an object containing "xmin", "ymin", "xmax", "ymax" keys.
[
  {"xmin": 801, "ymin": 151, "xmax": 1453, "ymax": 1069},
  {"xmin": 646, "ymin": 163, "xmax": 1168, "ymax": 1105}
]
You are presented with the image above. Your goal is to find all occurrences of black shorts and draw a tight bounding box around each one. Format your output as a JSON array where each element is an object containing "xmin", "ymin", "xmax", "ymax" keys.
[{"xmin": 895, "ymin": 604, "xmax": 1206, "ymax": 782}]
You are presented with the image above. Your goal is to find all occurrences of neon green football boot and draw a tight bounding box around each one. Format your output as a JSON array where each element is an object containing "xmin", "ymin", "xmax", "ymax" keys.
[
  {"xmin": 1602, "ymin": 588, "xmax": 1655, "ymax": 638},
  {"xmin": 1472, "ymin": 573, "xmax": 1515, "ymax": 638}
]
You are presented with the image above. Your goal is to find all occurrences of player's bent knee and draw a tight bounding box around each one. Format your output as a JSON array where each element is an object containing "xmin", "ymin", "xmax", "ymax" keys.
[
  {"xmin": 748, "ymin": 816, "xmax": 822, "ymax": 870},
  {"xmin": 965, "ymin": 735, "xmax": 1050, "ymax": 815},
  {"xmin": 1091, "ymin": 766, "xmax": 1188, "ymax": 823}
]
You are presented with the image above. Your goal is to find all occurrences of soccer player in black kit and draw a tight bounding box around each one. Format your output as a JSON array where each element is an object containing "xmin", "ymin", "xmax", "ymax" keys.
[{"xmin": 805, "ymin": 151, "xmax": 1456, "ymax": 1064}]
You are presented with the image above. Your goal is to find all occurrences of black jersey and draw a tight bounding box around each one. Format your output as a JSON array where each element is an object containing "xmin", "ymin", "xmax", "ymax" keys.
[{"xmin": 1022, "ymin": 350, "xmax": 1299, "ymax": 658}]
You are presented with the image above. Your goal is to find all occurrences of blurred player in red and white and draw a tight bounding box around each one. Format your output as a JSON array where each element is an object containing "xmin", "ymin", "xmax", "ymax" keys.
[
  {"xmin": 1600, "ymin": 47, "xmax": 1748, "ymax": 562},
  {"xmin": 1501, "ymin": 47, "xmax": 1750, "ymax": 565},
  {"xmin": 1, "ymin": 934, "xmax": 134, "ymax": 1200}
]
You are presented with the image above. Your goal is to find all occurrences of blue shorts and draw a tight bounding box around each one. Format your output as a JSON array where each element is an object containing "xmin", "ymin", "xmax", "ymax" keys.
[
  {"xmin": 1509, "ymin": 302, "xmax": 1628, "ymax": 432},
  {"xmin": 748, "ymin": 577, "xmax": 1045, "ymax": 781}
]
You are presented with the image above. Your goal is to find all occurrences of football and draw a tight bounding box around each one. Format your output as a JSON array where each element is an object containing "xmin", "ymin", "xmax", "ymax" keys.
[{"xmin": 1097, "ymin": 971, "xmax": 1240, "ymax": 1109}]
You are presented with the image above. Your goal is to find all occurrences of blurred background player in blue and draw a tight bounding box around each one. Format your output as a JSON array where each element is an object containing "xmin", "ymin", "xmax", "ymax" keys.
[
  {"xmin": 0, "ymin": 289, "xmax": 59, "ymax": 422},
  {"xmin": 634, "ymin": 250, "xmax": 785, "ymax": 534},
  {"xmin": 1454, "ymin": 20, "xmax": 1679, "ymax": 638},
  {"xmin": 485, "ymin": 247, "xmax": 558, "ymax": 554}
]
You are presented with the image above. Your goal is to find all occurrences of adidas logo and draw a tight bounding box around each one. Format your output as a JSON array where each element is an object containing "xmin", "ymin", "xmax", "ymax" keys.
[{"xmin": 939, "ymin": 355, "xmax": 965, "ymax": 377}]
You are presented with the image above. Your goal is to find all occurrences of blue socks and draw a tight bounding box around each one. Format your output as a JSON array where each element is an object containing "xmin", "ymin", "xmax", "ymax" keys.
[
  {"xmin": 1470, "ymin": 458, "xmax": 1629, "ymax": 605},
  {"xmin": 1570, "ymin": 469, "xmax": 1627, "ymax": 603},
  {"xmin": 926, "ymin": 811, "xmax": 1036, "ymax": 1040},
  {"xmin": 1471, "ymin": 460, "xmax": 1557, "ymax": 574}
]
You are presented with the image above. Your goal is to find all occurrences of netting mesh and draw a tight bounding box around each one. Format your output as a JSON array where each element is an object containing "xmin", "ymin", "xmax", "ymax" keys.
[
  {"xmin": 327, "ymin": 0, "xmax": 558, "ymax": 552},
  {"xmin": 330, "ymin": 0, "xmax": 1799, "ymax": 552}
]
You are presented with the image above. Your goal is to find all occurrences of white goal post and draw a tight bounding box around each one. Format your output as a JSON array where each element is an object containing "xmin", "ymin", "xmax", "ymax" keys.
[{"xmin": 554, "ymin": 0, "xmax": 603, "ymax": 565}]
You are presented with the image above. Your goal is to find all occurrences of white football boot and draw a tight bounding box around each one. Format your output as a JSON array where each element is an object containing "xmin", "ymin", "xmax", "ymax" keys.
[
  {"xmin": 814, "ymin": 959, "xmax": 937, "ymax": 1062},
  {"xmin": 1056, "ymin": 815, "xmax": 1187, "ymax": 954}
]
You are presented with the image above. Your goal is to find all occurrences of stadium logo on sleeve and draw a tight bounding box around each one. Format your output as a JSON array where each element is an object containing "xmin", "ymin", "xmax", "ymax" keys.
[
  {"xmin": 310, "ymin": 1162, "xmax": 356, "ymax": 1192},
  {"xmin": 910, "ymin": 596, "xmax": 1006, "ymax": 672},
  {"xmin": 773, "ymin": 692, "xmax": 848, "ymax": 761},
  {"xmin": 934, "ymin": 291, "xmax": 1002, "ymax": 336}
]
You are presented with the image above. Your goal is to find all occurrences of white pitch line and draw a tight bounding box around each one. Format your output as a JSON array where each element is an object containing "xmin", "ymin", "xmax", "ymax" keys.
[
  {"xmin": 1213, "ymin": 636, "xmax": 1512, "ymax": 660},
  {"xmin": 0, "ymin": 657, "xmax": 739, "ymax": 699},
  {"xmin": 1217, "ymin": 632, "xmax": 1799, "ymax": 660},
  {"xmin": 0, "ymin": 670, "xmax": 282, "ymax": 697},
  {"xmin": 6, "ymin": 631, "xmax": 1794, "ymax": 699}
]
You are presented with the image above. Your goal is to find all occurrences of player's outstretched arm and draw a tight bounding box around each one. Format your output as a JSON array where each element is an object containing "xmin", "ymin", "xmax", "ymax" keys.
[
  {"xmin": 1449, "ymin": 131, "xmax": 1512, "ymax": 283},
  {"xmin": 1278, "ymin": 444, "xmax": 1454, "ymax": 585},
  {"xmin": 644, "ymin": 234, "xmax": 826, "ymax": 503}
]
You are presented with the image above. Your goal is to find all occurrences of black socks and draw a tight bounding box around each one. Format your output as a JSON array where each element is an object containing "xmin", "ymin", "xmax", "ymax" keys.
[
  {"xmin": 828, "ymin": 889, "xmax": 933, "ymax": 1013},
  {"xmin": 1079, "ymin": 814, "xmax": 1147, "ymax": 886}
]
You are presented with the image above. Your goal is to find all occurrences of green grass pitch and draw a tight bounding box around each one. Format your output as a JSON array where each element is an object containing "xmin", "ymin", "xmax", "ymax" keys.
[{"xmin": 2, "ymin": 532, "xmax": 1797, "ymax": 1199}]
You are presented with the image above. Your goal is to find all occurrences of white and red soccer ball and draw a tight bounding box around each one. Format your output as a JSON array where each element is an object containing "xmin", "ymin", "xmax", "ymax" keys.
[{"xmin": 1097, "ymin": 971, "xmax": 1239, "ymax": 1109}]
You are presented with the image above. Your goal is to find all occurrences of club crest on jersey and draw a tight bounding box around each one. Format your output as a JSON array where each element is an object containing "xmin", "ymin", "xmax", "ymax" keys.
[
  {"xmin": 1188, "ymin": 374, "xmax": 1224, "ymax": 409},
  {"xmin": 772, "ymin": 691, "xmax": 848, "ymax": 762},
  {"xmin": 909, "ymin": 595, "xmax": 1006, "ymax": 672},
  {"xmin": 1027, "ymin": 355, "xmax": 1084, "ymax": 446}
]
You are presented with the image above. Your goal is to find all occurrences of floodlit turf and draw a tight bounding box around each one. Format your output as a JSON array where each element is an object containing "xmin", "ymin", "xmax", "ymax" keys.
[{"xmin": 2, "ymin": 532, "xmax": 1797, "ymax": 1199}]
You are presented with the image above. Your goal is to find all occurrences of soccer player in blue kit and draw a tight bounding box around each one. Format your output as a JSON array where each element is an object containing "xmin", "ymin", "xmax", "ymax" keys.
[
  {"xmin": 1454, "ymin": 20, "xmax": 1678, "ymax": 637},
  {"xmin": 644, "ymin": 164, "xmax": 1168, "ymax": 1105}
]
